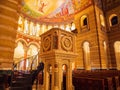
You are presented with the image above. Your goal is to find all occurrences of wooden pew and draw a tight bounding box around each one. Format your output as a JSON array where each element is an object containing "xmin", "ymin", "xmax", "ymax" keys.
[
  {"xmin": 72, "ymin": 70, "xmax": 120, "ymax": 90},
  {"xmin": 73, "ymin": 76, "xmax": 105, "ymax": 90}
]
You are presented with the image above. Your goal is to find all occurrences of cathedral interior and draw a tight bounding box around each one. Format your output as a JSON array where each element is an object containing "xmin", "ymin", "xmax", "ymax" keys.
[{"xmin": 0, "ymin": 0, "xmax": 120, "ymax": 90}]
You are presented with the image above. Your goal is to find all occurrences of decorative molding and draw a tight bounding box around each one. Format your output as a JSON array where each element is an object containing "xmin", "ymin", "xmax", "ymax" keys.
[
  {"xmin": 43, "ymin": 36, "xmax": 51, "ymax": 51},
  {"xmin": 61, "ymin": 36, "xmax": 73, "ymax": 51}
]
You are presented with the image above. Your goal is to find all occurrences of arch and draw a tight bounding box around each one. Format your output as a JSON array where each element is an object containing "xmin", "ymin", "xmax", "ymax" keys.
[
  {"xmin": 109, "ymin": 14, "xmax": 118, "ymax": 26},
  {"xmin": 14, "ymin": 39, "xmax": 28, "ymax": 70},
  {"xmin": 81, "ymin": 40, "xmax": 91, "ymax": 47},
  {"xmin": 83, "ymin": 18, "xmax": 87, "ymax": 26},
  {"xmin": 62, "ymin": 64, "xmax": 67, "ymax": 90},
  {"xmin": 82, "ymin": 41, "xmax": 91, "ymax": 70},
  {"xmin": 62, "ymin": 64, "xmax": 67, "ymax": 73},
  {"xmin": 114, "ymin": 41, "xmax": 120, "ymax": 70},
  {"xmin": 28, "ymin": 42, "xmax": 40, "ymax": 49},
  {"xmin": 27, "ymin": 44, "xmax": 39, "ymax": 56},
  {"xmin": 14, "ymin": 41, "xmax": 24, "ymax": 59},
  {"xmin": 47, "ymin": 64, "xmax": 52, "ymax": 74},
  {"xmin": 47, "ymin": 64, "xmax": 52, "ymax": 90},
  {"xmin": 80, "ymin": 15, "xmax": 88, "ymax": 27},
  {"xmin": 27, "ymin": 43, "xmax": 40, "ymax": 70},
  {"xmin": 16, "ymin": 38, "xmax": 28, "ymax": 47}
]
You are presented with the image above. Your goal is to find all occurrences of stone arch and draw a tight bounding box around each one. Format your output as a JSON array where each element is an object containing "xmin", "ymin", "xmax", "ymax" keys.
[
  {"xmin": 109, "ymin": 14, "xmax": 119, "ymax": 26},
  {"xmin": 14, "ymin": 39, "xmax": 29, "ymax": 70},
  {"xmin": 80, "ymin": 14, "xmax": 89, "ymax": 27},
  {"xmin": 16, "ymin": 38, "xmax": 28, "ymax": 47},
  {"xmin": 27, "ymin": 43, "xmax": 39, "ymax": 57},
  {"xmin": 27, "ymin": 42, "xmax": 40, "ymax": 69},
  {"xmin": 62, "ymin": 64, "xmax": 67, "ymax": 90},
  {"xmin": 47, "ymin": 64, "xmax": 52, "ymax": 90},
  {"xmin": 13, "ymin": 41, "xmax": 25, "ymax": 69},
  {"xmin": 81, "ymin": 40, "xmax": 91, "ymax": 47},
  {"xmin": 28, "ymin": 42, "xmax": 40, "ymax": 49},
  {"xmin": 14, "ymin": 41, "xmax": 25, "ymax": 57},
  {"xmin": 62, "ymin": 64, "xmax": 68, "ymax": 73}
]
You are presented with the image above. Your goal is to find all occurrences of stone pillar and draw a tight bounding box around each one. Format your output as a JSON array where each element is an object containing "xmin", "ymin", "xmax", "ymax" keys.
[
  {"xmin": 23, "ymin": 46, "xmax": 28, "ymax": 70},
  {"xmin": 58, "ymin": 63, "xmax": 62, "ymax": 90},
  {"xmin": 53, "ymin": 63, "xmax": 59, "ymax": 90},
  {"xmin": 0, "ymin": 0, "xmax": 19, "ymax": 70},
  {"xmin": 44, "ymin": 62, "xmax": 51, "ymax": 90},
  {"xmin": 67, "ymin": 61, "xmax": 73, "ymax": 90}
]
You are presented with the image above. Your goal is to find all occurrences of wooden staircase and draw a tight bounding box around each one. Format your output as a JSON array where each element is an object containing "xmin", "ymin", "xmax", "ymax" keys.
[{"xmin": 10, "ymin": 62, "xmax": 44, "ymax": 90}]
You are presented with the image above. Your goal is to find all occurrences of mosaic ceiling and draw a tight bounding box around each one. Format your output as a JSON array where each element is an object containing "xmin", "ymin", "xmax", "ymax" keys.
[{"xmin": 21, "ymin": 0, "xmax": 92, "ymax": 23}]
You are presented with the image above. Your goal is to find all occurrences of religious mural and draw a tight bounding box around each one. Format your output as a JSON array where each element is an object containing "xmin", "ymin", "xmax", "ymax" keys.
[
  {"xmin": 21, "ymin": 0, "xmax": 92, "ymax": 22},
  {"xmin": 22, "ymin": 0, "xmax": 74, "ymax": 17}
]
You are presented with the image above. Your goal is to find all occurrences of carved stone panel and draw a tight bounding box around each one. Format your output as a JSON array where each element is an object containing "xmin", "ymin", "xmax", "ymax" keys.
[
  {"xmin": 42, "ymin": 36, "xmax": 51, "ymax": 51},
  {"xmin": 61, "ymin": 36, "xmax": 73, "ymax": 51}
]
